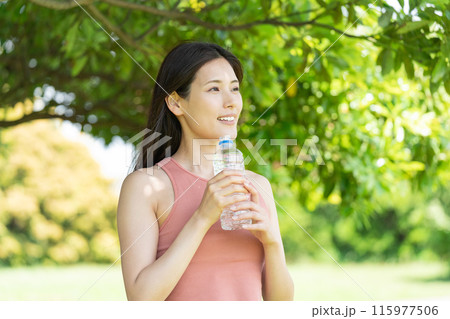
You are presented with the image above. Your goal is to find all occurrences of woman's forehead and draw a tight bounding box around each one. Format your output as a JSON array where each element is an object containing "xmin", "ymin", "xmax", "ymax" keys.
[{"xmin": 194, "ymin": 58, "xmax": 237, "ymax": 83}]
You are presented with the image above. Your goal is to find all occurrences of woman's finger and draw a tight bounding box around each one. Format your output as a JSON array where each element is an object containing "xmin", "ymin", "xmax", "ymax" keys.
[
  {"xmin": 242, "ymin": 180, "xmax": 259, "ymax": 204},
  {"xmin": 232, "ymin": 211, "xmax": 265, "ymax": 222},
  {"xmin": 241, "ymin": 223, "xmax": 266, "ymax": 231},
  {"xmin": 210, "ymin": 172, "xmax": 247, "ymax": 191},
  {"xmin": 229, "ymin": 201, "xmax": 259, "ymax": 212},
  {"xmin": 212, "ymin": 168, "xmax": 245, "ymax": 182},
  {"xmin": 221, "ymin": 193, "xmax": 250, "ymax": 209},
  {"xmin": 218, "ymin": 183, "xmax": 248, "ymax": 198}
]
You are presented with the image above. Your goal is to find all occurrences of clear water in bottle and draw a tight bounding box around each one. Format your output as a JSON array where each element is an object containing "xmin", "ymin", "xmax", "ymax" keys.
[{"xmin": 213, "ymin": 135, "xmax": 252, "ymax": 231}]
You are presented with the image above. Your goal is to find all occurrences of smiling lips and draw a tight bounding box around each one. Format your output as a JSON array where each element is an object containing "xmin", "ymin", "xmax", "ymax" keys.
[
  {"xmin": 217, "ymin": 115, "xmax": 236, "ymax": 125},
  {"xmin": 218, "ymin": 116, "xmax": 234, "ymax": 121},
  {"xmin": 218, "ymin": 113, "xmax": 237, "ymax": 122}
]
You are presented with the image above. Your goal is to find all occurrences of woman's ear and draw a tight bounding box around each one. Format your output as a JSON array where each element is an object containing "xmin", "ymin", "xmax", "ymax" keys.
[{"xmin": 165, "ymin": 92, "xmax": 183, "ymax": 116}]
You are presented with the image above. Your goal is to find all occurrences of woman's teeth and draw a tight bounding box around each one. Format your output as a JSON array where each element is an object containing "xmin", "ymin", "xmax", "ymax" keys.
[{"xmin": 218, "ymin": 117, "xmax": 234, "ymax": 121}]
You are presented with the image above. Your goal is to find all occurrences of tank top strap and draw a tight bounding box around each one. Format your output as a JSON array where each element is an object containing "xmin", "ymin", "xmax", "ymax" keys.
[
  {"xmin": 155, "ymin": 157, "xmax": 180, "ymax": 197},
  {"xmin": 155, "ymin": 157, "xmax": 208, "ymax": 233},
  {"xmin": 155, "ymin": 157, "xmax": 207, "ymax": 202}
]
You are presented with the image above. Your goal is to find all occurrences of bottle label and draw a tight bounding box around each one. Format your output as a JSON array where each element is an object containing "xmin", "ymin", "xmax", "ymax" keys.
[
  {"xmin": 213, "ymin": 153, "xmax": 224, "ymax": 176},
  {"xmin": 223, "ymin": 153, "xmax": 244, "ymax": 170},
  {"xmin": 213, "ymin": 151, "xmax": 244, "ymax": 175}
]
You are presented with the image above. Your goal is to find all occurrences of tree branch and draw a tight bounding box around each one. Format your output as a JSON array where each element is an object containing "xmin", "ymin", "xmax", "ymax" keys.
[
  {"xmin": 0, "ymin": 109, "xmax": 76, "ymax": 128},
  {"xmin": 30, "ymin": 0, "xmax": 373, "ymax": 38},
  {"xmin": 310, "ymin": 22, "xmax": 371, "ymax": 40},
  {"xmin": 28, "ymin": 0, "xmax": 95, "ymax": 10},
  {"xmin": 84, "ymin": 4, "xmax": 151, "ymax": 54},
  {"xmin": 0, "ymin": 101, "xmax": 140, "ymax": 130},
  {"xmin": 135, "ymin": 0, "xmax": 182, "ymax": 40},
  {"xmin": 201, "ymin": 0, "xmax": 231, "ymax": 12},
  {"xmin": 102, "ymin": 0, "xmax": 371, "ymax": 37},
  {"xmin": 135, "ymin": 18, "xmax": 167, "ymax": 40},
  {"xmin": 119, "ymin": 9, "xmax": 132, "ymax": 27},
  {"xmin": 99, "ymin": 0, "xmax": 294, "ymax": 31}
]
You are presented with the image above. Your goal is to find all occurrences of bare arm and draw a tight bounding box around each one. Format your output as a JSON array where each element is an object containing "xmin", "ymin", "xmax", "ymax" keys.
[
  {"xmin": 117, "ymin": 169, "xmax": 249, "ymax": 300},
  {"xmin": 128, "ymin": 215, "xmax": 210, "ymax": 300},
  {"xmin": 262, "ymin": 242, "xmax": 294, "ymax": 300},
  {"xmin": 242, "ymin": 173, "xmax": 294, "ymax": 300},
  {"xmin": 260, "ymin": 177, "xmax": 294, "ymax": 301}
]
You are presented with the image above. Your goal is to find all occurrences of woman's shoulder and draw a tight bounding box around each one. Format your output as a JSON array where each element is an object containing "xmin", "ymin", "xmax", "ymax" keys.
[
  {"xmin": 125, "ymin": 165, "xmax": 164, "ymax": 183},
  {"xmin": 122, "ymin": 166, "xmax": 171, "ymax": 197},
  {"xmin": 120, "ymin": 166, "xmax": 172, "ymax": 212},
  {"xmin": 244, "ymin": 170, "xmax": 272, "ymax": 193},
  {"xmin": 245, "ymin": 169, "xmax": 269, "ymax": 182}
]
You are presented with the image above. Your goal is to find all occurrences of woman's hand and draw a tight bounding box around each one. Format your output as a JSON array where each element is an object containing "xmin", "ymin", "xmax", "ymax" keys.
[
  {"xmin": 194, "ymin": 169, "xmax": 250, "ymax": 229},
  {"xmin": 229, "ymin": 180, "xmax": 280, "ymax": 247}
]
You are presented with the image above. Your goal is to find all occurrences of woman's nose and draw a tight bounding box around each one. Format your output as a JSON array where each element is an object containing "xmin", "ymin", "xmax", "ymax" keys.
[{"xmin": 223, "ymin": 90, "xmax": 241, "ymax": 109}]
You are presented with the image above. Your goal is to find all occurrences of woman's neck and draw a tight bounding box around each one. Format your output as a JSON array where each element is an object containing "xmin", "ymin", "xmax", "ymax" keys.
[{"xmin": 171, "ymin": 138, "xmax": 218, "ymax": 178}]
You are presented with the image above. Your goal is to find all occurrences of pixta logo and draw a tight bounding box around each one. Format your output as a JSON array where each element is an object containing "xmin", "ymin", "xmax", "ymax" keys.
[
  {"xmin": 191, "ymin": 137, "xmax": 325, "ymax": 166},
  {"xmin": 126, "ymin": 128, "xmax": 172, "ymax": 175}
]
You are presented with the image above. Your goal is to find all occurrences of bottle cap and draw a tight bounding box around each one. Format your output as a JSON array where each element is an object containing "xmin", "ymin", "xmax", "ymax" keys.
[
  {"xmin": 219, "ymin": 139, "xmax": 233, "ymax": 146},
  {"xmin": 219, "ymin": 135, "xmax": 233, "ymax": 146}
]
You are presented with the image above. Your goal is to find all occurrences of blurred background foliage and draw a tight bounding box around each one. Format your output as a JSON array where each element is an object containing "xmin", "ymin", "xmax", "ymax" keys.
[
  {"xmin": 0, "ymin": 0, "xmax": 449, "ymax": 269},
  {"xmin": 0, "ymin": 111, "xmax": 120, "ymax": 266}
]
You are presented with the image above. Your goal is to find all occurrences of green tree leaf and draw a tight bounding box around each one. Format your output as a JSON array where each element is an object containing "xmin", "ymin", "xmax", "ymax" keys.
[
  {"xmin": 430, "ymin": 78, "xmax": 439, "ymax": 94},
  {"xmin": 444, "ymin": 80, "xmax": 450, "ymax": 95},
  {"xmin": 398, "ymin": 161, "xmax": 425, "ymax": 172},
  {"xmin": 379, "ymin": 9, "xmax": 394, "ymax": 28},
  {"xmin": 64, "ymin": 21, "xmax": 80, "ymax": 57},
  {"xmin": 347, "ymin": 5, "xmax": 356, "ymax": 25},
  {"xmin": 71, "ymin": 56, "xmax": 88, "ymax": 77},
  {"xmin": 404, "ymin": 55, "xmax": 415, "ymax": 79},
  {"xmin": 323, "ymin": 178, "xmax": 336, "ymax": 198},
  {"xmin": 381, "ymin": 48, "xmax": 394, "ymax": 75},
  {"xmin": 394, "ymin": 50, "xmax": 403, "ymax": 71},
  {"xmin": 261, "ymin": 0, "xmax": 272, "ymax": 17},
  {"xmin": 397, "ymin": 20, "xmax": 431, "ymax": 34},
  {"xmin": 431, "ymin": 56, "xmax": 447, "ymax": 83},
  {"xmin": 332, "ymin": 6, "xmax": 343, "ymax": 25}
]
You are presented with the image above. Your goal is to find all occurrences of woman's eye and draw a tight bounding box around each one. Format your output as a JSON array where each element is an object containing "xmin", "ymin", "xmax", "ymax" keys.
[{"xmin": 208, "ymin": 87, "xmax": 240, "ymax": 92}]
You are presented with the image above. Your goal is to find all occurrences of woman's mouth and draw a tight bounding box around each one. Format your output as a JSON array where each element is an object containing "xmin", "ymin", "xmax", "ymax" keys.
[{"xmin": 217, "ymin": 116, "xmax": 236, "ymax": 125}]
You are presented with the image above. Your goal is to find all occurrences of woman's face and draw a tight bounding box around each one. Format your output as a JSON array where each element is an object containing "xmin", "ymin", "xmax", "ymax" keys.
[{"xmin": 175, "ymin": 58, "xmax": 243, "ymax": 140}]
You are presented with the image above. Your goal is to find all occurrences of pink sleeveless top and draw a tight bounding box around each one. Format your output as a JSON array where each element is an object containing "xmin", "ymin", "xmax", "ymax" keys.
[{"xmin": 155, "ymin": 157, "xmax": 266, "ymax": 301}]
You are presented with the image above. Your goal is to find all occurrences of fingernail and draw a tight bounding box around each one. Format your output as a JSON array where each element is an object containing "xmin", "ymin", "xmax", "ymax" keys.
[
  {"xmin": 229, "ymin": 205, "xmax": 236, "ymax": 210},
  {"xmin": 232, "ymin": 216, "xmax": 238, "ymax": 220}
]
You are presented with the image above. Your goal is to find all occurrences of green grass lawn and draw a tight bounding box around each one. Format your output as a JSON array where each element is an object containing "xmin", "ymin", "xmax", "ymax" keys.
[
  {"xmin": 290, "ymin": 261, "xmax": 450, "ymax": 301},
  {"xmin": 0, "ymin": 261, "xmax": 449, "ymax": 300}
]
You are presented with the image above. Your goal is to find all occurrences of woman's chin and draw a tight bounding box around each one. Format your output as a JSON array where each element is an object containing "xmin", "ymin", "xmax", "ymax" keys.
[{"xmin": 218, "ymin": 129, "xmax": 237, "ymax": 139}]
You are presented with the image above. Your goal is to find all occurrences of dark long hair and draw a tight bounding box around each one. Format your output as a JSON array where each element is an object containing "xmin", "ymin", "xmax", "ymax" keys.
[{"xmin": 129, "ymin": 41, "xmax": 244, "ymax": 173}]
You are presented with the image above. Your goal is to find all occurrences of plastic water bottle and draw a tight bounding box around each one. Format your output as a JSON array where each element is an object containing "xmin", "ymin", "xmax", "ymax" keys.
[{"xmin": 213, "ymin": 135, "xmax": 252, "ymax": 230}]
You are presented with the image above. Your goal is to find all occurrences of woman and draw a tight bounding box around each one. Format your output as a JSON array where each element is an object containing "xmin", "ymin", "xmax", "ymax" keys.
[{"xmin": 117, "ymin": 41, "xmax": 294, "ymax": 301}]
